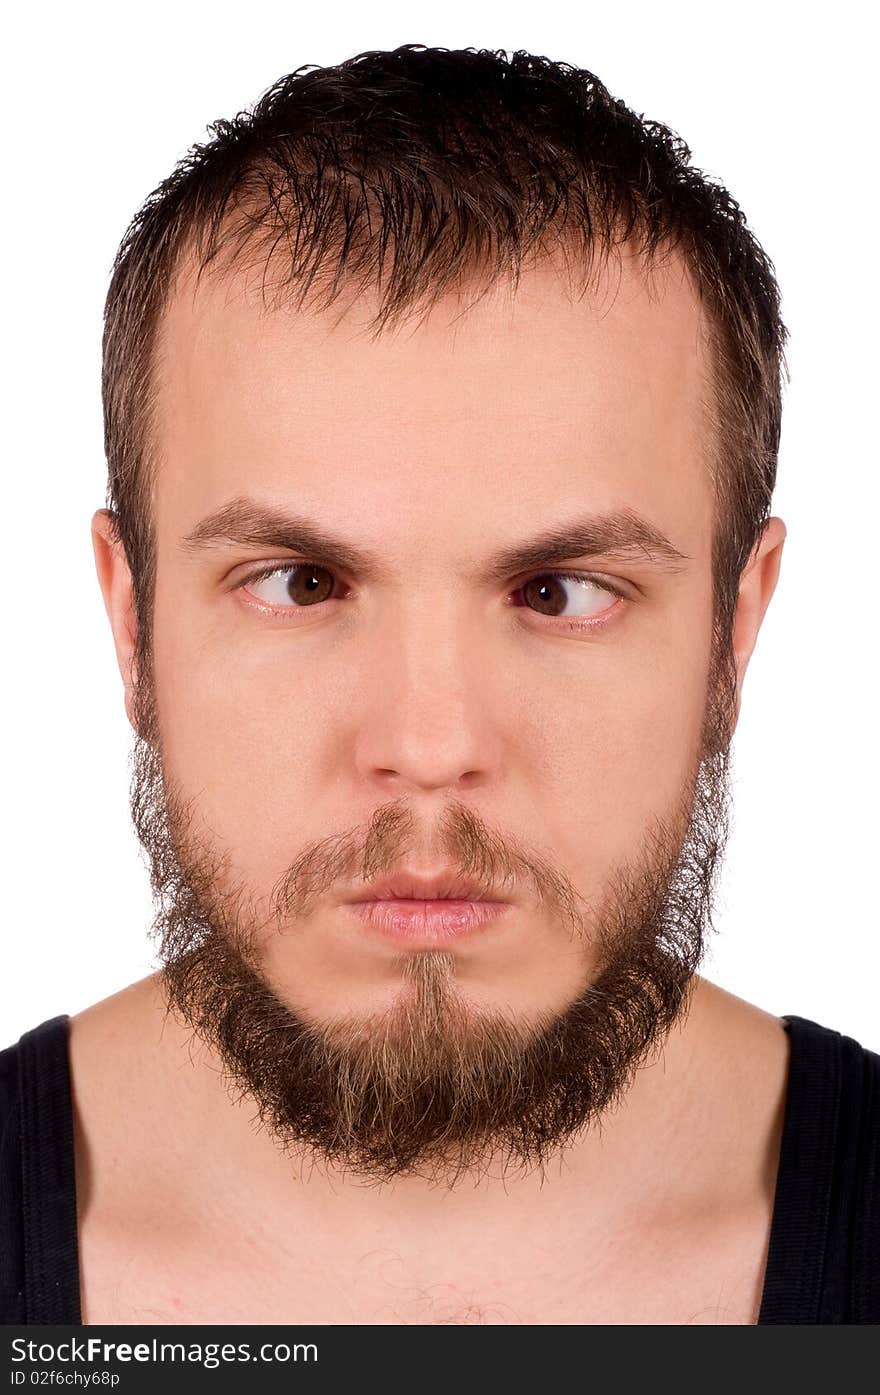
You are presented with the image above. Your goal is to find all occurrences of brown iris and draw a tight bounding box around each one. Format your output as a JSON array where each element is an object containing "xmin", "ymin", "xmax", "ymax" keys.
[
  {"xmin": 522, "ymin": 574, "xmax": 571, "ymax": 617},
  {"xmin": 282, "ymin": 564, "xmax": 335, "ymax": 605}
]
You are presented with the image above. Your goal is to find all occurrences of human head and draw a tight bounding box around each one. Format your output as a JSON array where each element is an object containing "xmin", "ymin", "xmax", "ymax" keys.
[
  {"xmin": 93, "ymin": 45, "xmax": 787, "ymax": 1184},
  {"xmin": 100, "ymin": 44, "xmax": 787, "ymax": 697}
]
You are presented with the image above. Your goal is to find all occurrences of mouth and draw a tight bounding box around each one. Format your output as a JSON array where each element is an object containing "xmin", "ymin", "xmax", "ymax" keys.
[
  {"xmin": 347, "ymin": 896, "xmax": 512, "ymax": 943},
  {"xmin": 343, "ymin": 870, "xmax": 514, "ymax": 944},
  {"xmin": 345, "ymin": 870, "xmax": 508, "ymax": 903}
]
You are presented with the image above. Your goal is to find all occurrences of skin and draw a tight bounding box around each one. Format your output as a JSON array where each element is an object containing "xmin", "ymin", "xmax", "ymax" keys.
[{"xmin": 77, "ymin": 242, "xmax": 790, "ymax": 1323}]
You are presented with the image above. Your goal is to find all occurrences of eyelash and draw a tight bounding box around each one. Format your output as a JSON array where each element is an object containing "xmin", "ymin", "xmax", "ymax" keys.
[{"xmin": 235, "ymin": 562, "xmax": 627, "ymax": 632}]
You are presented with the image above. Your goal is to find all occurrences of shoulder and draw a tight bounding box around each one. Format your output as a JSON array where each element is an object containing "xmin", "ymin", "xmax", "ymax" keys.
[
  {"xmin": 0, "ymin": 1018, "xmax": 71, "ymax": 1325},
  {"xmin": 0, "ymin": 1027, "xmax": 25, "ymax": 1106},
  {"xmin": 0, "ymin": 1014, "xmax": 76, "ymax": 1160},
  {"xmin": 782, "ymin": 1013, "xmax": 880, "ymax": 1104},
  {"xmin": 766, "ymin": 1014, "xmax": 880, "ymax": 1323},
  {"xmin": 0, "ymin": 1031, "xmax": 24, "ymax": 1178},
  {"xmin": 0, "ymin": 1034, "xmax": 25, "ymax": 1323},
  {"xmin": 781, "ymin": 1014, "xmax": 880, "ymax": 1193},
  {"xmin": 783, "ymin": 1014, "xmax": 880, "ymax": 1187}
]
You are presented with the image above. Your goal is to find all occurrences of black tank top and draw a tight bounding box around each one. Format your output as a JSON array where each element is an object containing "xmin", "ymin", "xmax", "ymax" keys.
[{"xmin": 1, "ymin": 1012, "xmax": 878, "ymax": 1324}]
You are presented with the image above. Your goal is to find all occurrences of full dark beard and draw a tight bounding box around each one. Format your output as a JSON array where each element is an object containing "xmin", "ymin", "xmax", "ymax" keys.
[{"xmin": 129, "ymin": 645, "xmax": 737, "ymax": 1187}]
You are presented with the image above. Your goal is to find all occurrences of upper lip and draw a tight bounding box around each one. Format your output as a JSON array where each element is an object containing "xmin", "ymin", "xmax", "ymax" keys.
[{"xmin": 347, "ymin": 870, "xmax": 506, "ymax": 902}]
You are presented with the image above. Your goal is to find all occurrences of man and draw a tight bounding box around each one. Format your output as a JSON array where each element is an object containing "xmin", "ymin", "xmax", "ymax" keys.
[{"xmin": 1, "ymin": 44, "xmax": 877, "ymax": 1327}]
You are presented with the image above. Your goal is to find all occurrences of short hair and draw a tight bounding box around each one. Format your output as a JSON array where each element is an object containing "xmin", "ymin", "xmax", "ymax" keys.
[{"xmin": 101, "ymin": 43, "xmax": 788, "ymax": 675}]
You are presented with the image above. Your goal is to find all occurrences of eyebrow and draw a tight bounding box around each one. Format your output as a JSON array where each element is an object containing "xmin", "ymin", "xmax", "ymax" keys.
[{"xmin": 181, "ymin": 496, "xmax": 692, "ymax": 583}]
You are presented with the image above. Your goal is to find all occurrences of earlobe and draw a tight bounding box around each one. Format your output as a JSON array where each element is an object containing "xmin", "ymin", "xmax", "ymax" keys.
[
  {"xmin": 91, "ymin": 508, "xmax": 140, "ymax": 731},
  {"xmin": 731, "ymin": 515, "xmax": 787, "ymax": 705}
]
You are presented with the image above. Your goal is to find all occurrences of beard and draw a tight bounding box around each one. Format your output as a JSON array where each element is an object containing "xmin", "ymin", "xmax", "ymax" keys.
[{"xmin": 128, "ymin": 639, "xmax": 737, "ymax": 1188}]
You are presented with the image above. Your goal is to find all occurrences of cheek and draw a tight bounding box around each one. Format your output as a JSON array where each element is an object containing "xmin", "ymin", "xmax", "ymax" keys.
[
  {"xmin": 532, "ymin": 636, "xmax": 712, "ymax": 879},
  {"xmin": 151, "ymin": 614, "xmax": 344, "ymax": 887}
]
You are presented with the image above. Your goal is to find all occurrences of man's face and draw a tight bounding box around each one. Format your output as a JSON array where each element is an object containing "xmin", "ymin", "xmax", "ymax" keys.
[{"xmin": 119, "ymin": 244, "xmax": 735, "ymax": 1182}]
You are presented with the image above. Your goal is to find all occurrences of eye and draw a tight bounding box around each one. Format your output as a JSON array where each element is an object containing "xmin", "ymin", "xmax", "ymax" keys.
[
  {"xmin": 515, "ymin": 571, "xmax": 623, "ymax": 623},
  {"xmin": 240, "ymin": 561, "xmax": 341, "ymax": 609},
  {"xmin": 236, "ymin": 561, "xmax": 624, "ymax": 626}
]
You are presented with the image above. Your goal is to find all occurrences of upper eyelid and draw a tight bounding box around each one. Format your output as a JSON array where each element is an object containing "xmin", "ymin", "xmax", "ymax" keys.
[{"xmin": 237, "ymin": 559, "xmax": 629, "ymax": 592}]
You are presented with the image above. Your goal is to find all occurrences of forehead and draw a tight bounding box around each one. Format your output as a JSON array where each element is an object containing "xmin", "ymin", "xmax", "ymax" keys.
[{"xmin": 152, "ymin": 242, "xmax": 714, "ymax": 555}]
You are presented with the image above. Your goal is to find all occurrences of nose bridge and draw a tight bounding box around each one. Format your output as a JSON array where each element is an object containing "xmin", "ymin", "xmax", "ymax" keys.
[{"xmin": 355, "ymin": 587, "xmax": 501, "ymax": 790}]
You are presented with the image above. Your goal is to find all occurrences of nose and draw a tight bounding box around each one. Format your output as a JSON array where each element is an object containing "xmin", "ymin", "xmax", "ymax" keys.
[{"xmin": 352, "ymin": 605, "xmax": 504, "ymax": 797}]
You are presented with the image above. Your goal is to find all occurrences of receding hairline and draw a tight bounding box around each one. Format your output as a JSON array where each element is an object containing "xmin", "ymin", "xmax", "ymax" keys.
[
  {"xmin": 148, "ymin": 232, "xmax": 721, "ymax": 610},
  {"xmin": 161, "ymin": 202, "xmax": 709, "ymax": 339}
]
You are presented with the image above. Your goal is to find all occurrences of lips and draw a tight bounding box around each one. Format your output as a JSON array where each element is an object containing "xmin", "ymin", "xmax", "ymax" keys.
[
  {"xmin": 343, "ymin": 869, "xmax": 513, "ymax": 945},
  {"xmin": 345, "ymin": 870, "xmax": 505, "ymax": 903},
  {"xmin": 350, "ymin": 896, "xmax": 511, "ymax": 941}
]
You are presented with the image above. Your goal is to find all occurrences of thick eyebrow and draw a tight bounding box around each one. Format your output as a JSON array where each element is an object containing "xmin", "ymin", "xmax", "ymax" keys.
[
  {"xmin": 479, "ymin": 507, "xmax": 691, "ymax": 584},
  {"xmin": 181, "ymin": 498, "xmax": 385, "ymax": 579},
  {"xmin": 181, "ymin": 496, "xmax": 691, "ymax": 583}
]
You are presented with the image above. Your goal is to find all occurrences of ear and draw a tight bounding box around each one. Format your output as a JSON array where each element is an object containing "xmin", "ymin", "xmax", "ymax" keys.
[
  {"xmin": 92, "ymin": 508, "xmax": 140, "ymax": 734},
  {"xmin": 731, "ymin": 515, "xmax": 786, "ymax": 714}
]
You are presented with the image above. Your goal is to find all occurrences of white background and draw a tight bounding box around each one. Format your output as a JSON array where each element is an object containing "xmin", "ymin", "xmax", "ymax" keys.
[{"xmin": 3, "ymin": 1, "xmax": 877, "ymax": 1048}]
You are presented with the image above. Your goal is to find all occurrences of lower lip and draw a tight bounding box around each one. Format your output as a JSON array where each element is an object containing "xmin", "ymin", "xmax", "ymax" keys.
[{"xmin": 348, "ymin": 898, "xmax": 511, "ymax": 943}]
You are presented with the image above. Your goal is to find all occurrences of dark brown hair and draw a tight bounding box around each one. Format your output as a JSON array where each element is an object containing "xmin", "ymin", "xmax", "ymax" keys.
[{"xmin": 102, "ymin": 43, "xmax": 788, "ymax": 678}]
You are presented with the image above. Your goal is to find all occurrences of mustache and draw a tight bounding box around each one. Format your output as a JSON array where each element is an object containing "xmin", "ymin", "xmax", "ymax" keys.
[{"xmin": 267, "ymin": 797, "xmax": 590, "ymax": 937}]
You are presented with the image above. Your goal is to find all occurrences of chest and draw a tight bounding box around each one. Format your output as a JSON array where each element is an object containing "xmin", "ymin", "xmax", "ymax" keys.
[{"xmin": 77, "ymin": 1205, "xmax": 771, "ymax": 1325}]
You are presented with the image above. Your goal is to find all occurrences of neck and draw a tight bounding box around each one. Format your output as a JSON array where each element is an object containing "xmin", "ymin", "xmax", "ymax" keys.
[{"xmin": 72, "ymin": 971, "xmax": 731, "ymax": 1251}]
